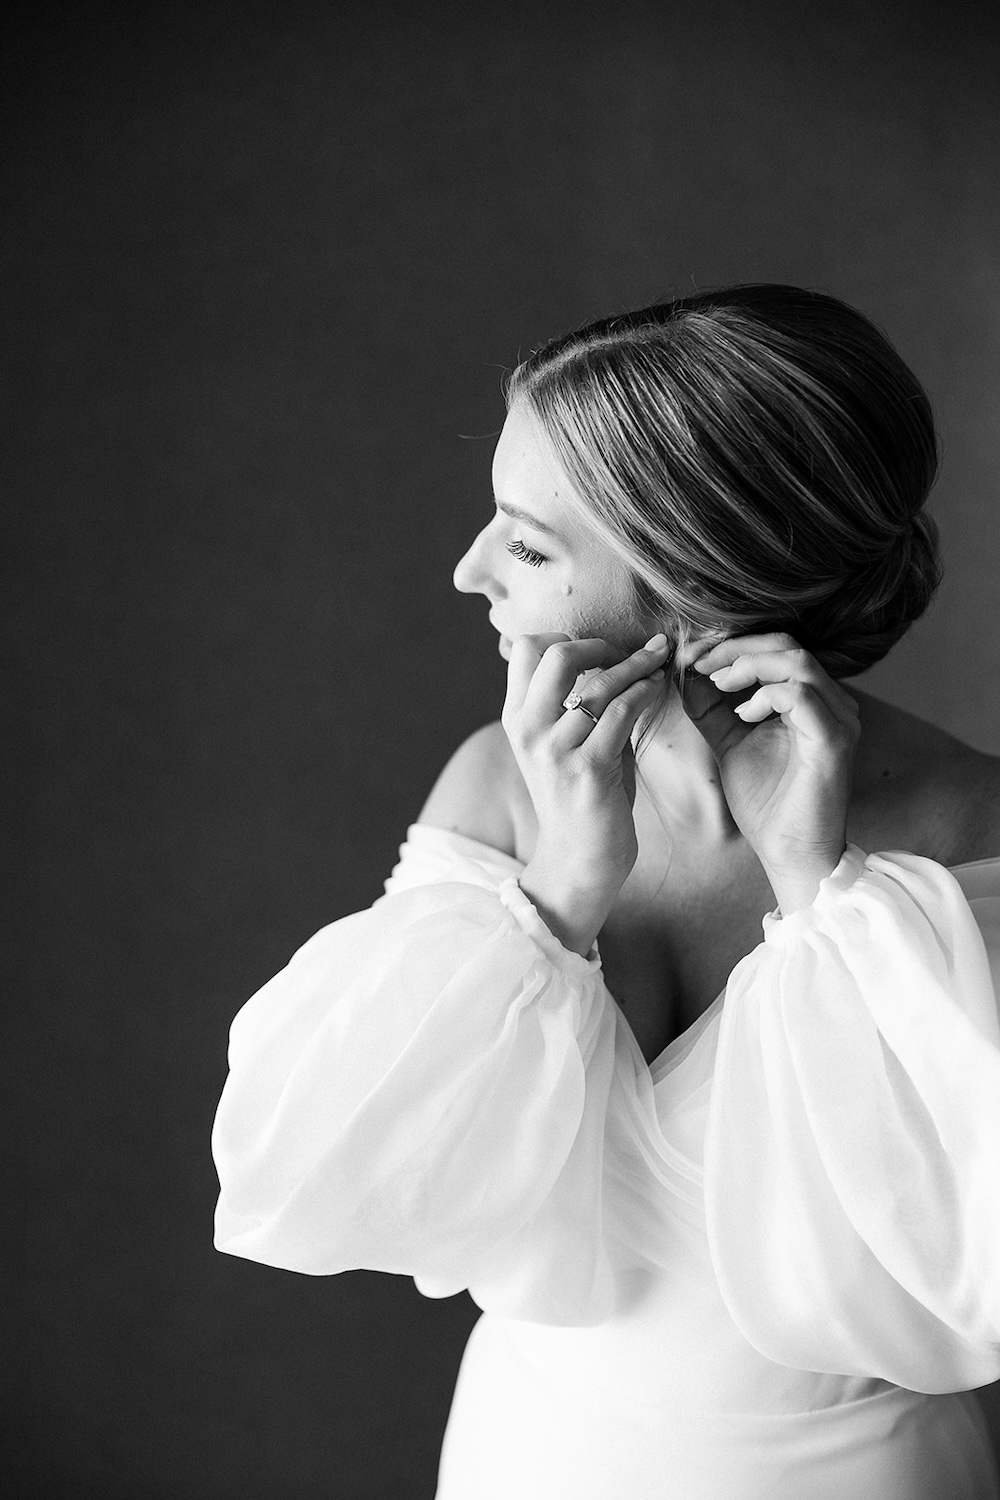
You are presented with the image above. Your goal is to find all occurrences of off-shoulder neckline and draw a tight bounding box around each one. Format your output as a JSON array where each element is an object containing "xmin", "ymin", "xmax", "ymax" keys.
[
  {"xmin": 407, "ymin": 822, "xmax": 1000, "ymax": 876},
  {"xmin": 406, "ymin": 822, "xmax": 1000, "ymax": 1081},
  {"xmin": 406, "ymin": 822, "xmax": 525, "ymax": 870}
]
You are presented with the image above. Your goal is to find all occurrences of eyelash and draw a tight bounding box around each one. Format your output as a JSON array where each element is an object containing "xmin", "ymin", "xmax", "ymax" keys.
[{"xmin": 505, "ymin": 538, "xmax": 547, "ymax": 568}]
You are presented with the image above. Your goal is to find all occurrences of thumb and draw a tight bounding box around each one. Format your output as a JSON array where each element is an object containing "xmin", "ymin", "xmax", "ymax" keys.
[{"xmin": 680, "ymin": 671, "xmax": 754, "ymax": 763}]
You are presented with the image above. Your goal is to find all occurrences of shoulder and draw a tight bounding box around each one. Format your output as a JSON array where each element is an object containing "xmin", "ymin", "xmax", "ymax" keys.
[
  {"xmin": 938, "ymin": 749, "xmax": 1000, "ymax": 864},
  {"xmin": 851, "ymin": 689, "xmax": 1000, "ymax": 865},
  {"xmin": 415, "ymin": 721, "xmax": 529, "ymax": 860}
]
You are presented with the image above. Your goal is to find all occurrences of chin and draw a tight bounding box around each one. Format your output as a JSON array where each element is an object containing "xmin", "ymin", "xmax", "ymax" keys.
[{"xmin": 498, "ymin": 636, "xmax": 512, "ymax": 660}]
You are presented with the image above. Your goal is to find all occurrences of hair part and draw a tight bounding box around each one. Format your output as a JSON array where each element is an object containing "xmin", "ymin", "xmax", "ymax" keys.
[{"xmin": 505, "ymin": 284, "xmax": 943, "ymax": 679}]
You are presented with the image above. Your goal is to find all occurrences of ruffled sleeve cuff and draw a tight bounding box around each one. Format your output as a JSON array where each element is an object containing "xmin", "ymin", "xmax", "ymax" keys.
[
  {"xmin": 500, "ymin": 877, "xmax": 603, "ymax": 977},
  {"xmin": 761, "ymin": 843, "xmax": 868, "ymax": 945}
]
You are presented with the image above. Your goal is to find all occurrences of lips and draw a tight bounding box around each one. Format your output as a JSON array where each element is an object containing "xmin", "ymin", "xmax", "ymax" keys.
[{"xmin": 489, "ymin": 613, "xmax": 512, "ymax": 658}]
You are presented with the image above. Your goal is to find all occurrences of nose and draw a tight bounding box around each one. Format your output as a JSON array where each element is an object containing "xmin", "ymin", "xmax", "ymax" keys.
[{"xmin": 453, "ymin": 524, "xmax": 503, "ymax": 599}]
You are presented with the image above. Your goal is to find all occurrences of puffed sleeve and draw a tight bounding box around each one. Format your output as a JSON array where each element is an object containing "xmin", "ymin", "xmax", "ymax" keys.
[
  {"xmin": 212, "ymin": 825, "xmax": 639, "ymax": 1325},
  {"xmin": 705, "ymin": 845, "xmax": 1000, "ymax": 1392}
]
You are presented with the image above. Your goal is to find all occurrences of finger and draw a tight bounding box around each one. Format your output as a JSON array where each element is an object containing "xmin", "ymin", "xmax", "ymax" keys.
[
  {"xmin": 692, "ymin": 632, "xmax": 800, "ymax": 676},
  {"xmin": 708, "ymin": 648, "xmax": 858, "ymax": 729},
  {"xmin": 547, "ymin": 632, "xmax": 672, "ymax": 722},
  {"xmin": 576, "ymin": 672, "xmax": 666, "ymax": 761},
  {"xmin": 556, "ymin": 665, "xmax": 669, "ymax": 750},
  {"xmin": 680, "ymin": 671, "xmax": 756, "ymax": 762},
  {"xmin": 505, "ymin": 633, "xmax": 615, "ymax": 726},
  {"xmin": 673, "ymin": 636, "xmax": 724, "ymax": 674},
  {"xmin": 504, "ymin": 633, "xmax": 572, "ymax": 718},
  {"xmin": 734, "ymin": 681, "xmax": 860, "ymax": 751},
  {"xmin": 523, "ymin": 637, "xmax": 624, "ymax": 722}
]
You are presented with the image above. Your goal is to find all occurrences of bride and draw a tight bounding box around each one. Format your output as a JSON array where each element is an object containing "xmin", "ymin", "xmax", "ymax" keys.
[{"xmin": 214, "ymin": 283, "xmax": 1000, "ymax": 1498}]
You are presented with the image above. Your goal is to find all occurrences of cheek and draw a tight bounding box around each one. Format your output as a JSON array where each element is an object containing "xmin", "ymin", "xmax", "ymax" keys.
[
  {"xmin": 507, "ymin": 565, "xmax": 640, "ymax": 652},
  {"xmin": 562, "ymin": 590, "xmax": 641, "ymax": 652}
]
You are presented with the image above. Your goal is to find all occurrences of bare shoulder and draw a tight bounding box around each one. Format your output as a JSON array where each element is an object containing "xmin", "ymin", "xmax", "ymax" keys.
[
  {"xmin": 942, "ymin": 748, "xmax": 1000, "ymax": 862},
  {"xmin": 415, "ymin": 721, "xmax": 529, "ymax": 859},
  {"xmin": 851, "ymin": 689, "xmax": 1000, "ymax": 864}
]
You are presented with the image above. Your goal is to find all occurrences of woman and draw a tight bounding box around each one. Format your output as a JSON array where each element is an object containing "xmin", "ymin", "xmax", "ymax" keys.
[{"xmin": 213, "ymin": 285, "xmax": 1000, "ymax": 1498}]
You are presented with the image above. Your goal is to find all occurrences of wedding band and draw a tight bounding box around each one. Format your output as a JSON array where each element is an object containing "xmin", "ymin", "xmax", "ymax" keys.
[{"xmin": 562, "ymin": 691, "xmax": 600, "ymax": 724}]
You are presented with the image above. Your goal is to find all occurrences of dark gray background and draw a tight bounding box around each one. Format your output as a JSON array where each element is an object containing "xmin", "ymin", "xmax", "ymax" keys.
[{"xmin": 6, "ymin": 1, "xmax": 1000, "ymax": 1495}]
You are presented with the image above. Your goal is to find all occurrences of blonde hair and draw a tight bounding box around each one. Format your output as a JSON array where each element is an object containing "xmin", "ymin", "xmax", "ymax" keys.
[{"xmin": 505, "ymin": 284, "xmax": 942, "ymax": 678}]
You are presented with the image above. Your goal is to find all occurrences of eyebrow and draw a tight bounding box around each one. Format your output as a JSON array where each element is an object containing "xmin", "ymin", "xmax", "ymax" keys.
[{"xmin": 495, "ymin": 499, "xmax": 564, "ymax": 541}]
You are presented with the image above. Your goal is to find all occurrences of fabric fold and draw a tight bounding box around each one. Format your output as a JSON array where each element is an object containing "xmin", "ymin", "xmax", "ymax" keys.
[
  {"xmin": 706, "ymin": 845, "xmax": 1000, "ymax": 1390},
  {"xmin": 214, "ymin": 855, "xmax": 626, "ymax": 1322},
  {"xmin": 213, "ymin": 822, "xmax": 1000, "ymax": 1387}
]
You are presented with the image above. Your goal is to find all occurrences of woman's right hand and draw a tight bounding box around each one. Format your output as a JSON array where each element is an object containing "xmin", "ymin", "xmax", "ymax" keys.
[{"xmin": 501, "ymin": 631, "xmax": 670, "ymax": 955}]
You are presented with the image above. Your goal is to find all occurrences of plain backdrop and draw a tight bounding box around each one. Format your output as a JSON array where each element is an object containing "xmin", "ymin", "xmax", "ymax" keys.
[{"xmin": 5, "ymin": 0, "xmax": 1000, "ymax": 1495}]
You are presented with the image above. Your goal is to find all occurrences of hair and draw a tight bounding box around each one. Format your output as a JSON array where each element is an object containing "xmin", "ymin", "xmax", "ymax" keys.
[{"xmin": 504, "ymin": 283, "xmax": 942, "ymax": 679}]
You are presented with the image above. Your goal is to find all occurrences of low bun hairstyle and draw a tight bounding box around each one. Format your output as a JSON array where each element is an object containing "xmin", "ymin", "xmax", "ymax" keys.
[{"xmin": 505, "ymin": 284, "xmax": 943, "ymax": 678}]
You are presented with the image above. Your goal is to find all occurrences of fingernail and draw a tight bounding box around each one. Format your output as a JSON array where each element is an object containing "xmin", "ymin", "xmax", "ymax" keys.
[
  {"xmin": 648, "ymin": 669, "xmax": 665, "ymax": 681},
  {"xmin": 643, "ymin": 633, "xmax": 667, "ymax": 651}
]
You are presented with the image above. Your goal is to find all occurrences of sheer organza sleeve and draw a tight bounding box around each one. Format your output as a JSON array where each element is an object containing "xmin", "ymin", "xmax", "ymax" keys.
[
  {"xmin": 704, "ymin": 845, "xmax": 1000, "ymax": 1392},
  {"xmin": 212, "ymin": 825, "xmax": 644, "ymax": 1325}
]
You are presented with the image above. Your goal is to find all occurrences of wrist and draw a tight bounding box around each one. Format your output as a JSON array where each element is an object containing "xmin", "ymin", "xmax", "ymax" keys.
[
  {"xmin": 762, "ymin": 849, "xmax": 845, "ymax": 917},
  {"xmin": 518, "ymin": 854, "xmax": 621, "ymax": 958}
]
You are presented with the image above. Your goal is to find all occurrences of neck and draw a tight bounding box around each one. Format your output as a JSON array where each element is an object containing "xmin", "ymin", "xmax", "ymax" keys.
[{"xmin": 633, "ymin": 685, "xmax": 741, "ymax": 843}]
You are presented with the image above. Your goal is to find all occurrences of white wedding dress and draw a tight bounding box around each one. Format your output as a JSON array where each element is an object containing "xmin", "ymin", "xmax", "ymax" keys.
[{"xmin": 212, "ymin": 824, "xmax": 1000, "ymax": 1498}]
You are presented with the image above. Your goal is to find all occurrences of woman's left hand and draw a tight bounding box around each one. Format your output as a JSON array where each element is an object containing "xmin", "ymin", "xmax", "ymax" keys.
[{"xmin": 682, "ymin": 633, "xmax": 861, "ymax": 914}]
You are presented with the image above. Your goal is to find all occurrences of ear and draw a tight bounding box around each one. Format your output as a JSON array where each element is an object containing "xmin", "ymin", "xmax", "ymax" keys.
[{"xmin": 672, "ymin": 627, "xmax": 729, "ymax": 673}]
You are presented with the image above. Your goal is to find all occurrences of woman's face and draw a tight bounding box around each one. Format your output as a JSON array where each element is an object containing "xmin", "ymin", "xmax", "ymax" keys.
[{"xmin": 453, "ymin": 403, "xmax": 642, "ymax": 660}]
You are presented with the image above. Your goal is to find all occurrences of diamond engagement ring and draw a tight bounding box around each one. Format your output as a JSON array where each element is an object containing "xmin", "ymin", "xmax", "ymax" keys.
[{"xmin": 562, "ymin": 691, "xmax": 600, "ymax": 724}]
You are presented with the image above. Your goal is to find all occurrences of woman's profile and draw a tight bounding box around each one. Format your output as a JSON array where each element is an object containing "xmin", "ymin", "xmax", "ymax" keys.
[{"xmin": 212, "ymin": 284, "xmax": 1000, "ymax": 1498}]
